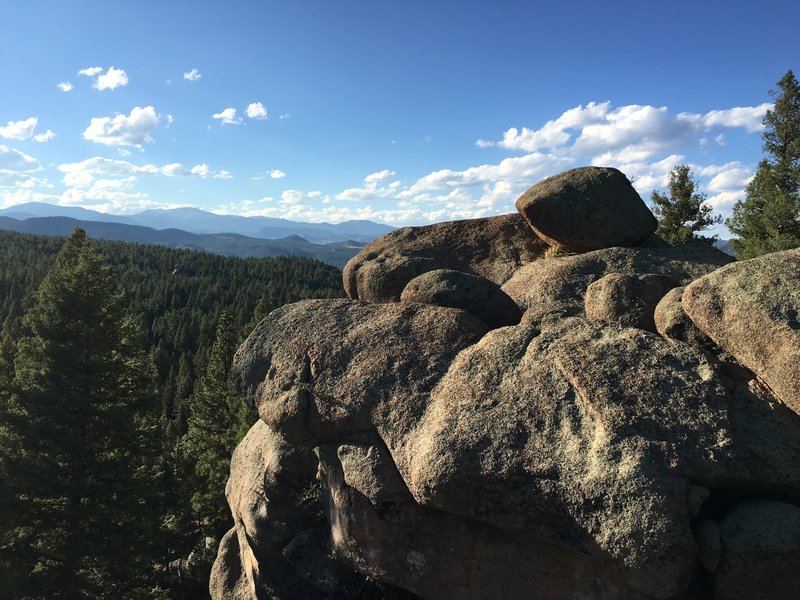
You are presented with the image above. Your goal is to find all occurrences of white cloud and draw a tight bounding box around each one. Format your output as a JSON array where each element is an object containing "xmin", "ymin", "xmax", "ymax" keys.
[
  {"xmin": 364, "ymin": 169, "xmax": 395, "ymax": 184},
  {"xmin": 269, "ymin": 169, "xmax": 286, "ymax": 179},
  {"xmin": 0, "ymin": 145, "xmax": 42, "ymax": 173},
  {"xmin": 78, "ymin": 66, "xmax": 103, "ymax": 77},
  {"xmin": 697, "ymin": 104, "xmax": 771, "ymax": 133},
  {"xmin": 212, "ymin": 108, "xmax": 241, "ymax": 125},
  {"xmin": 0, "ymin": 117, "xmax": 38, "ymax": 141},
  {"xmin": 57, "ymin": 81, "xmax": 73, "ymax": 92},
  {"xmin": 190, "ymin": 163, "xmax": 210, "ymax": 177},
  {"xmin": 58, "ymin": 156, "xmax": 230, "ymax": 187},
  {"xmin": 94, "ymin": 66, "xmax": 128, "ymax": 91},
  {"xmin": 83, "ymin": 106, "xmax": 159, "ymax": 147},
  {"xmin": 0, "ymin": 117, "xmax": 55, "ymax": 143},
  {"xmin": 279, "ymin": 113, "xmax": 291, "ymax": 119},
  {"xmin": 183, "ymin": 68, "xmax": 202, "ymax": 81},
  {"xmin": 246, "ymin": 102, "xmax": 268, "ymax": 120},
  {"xmin": 33, "ymin": 130, "xmax": 56, "ymax": 142},
  {"xmin": 475, "ymin": 139, "xmax": 494, "ymax": 148}
]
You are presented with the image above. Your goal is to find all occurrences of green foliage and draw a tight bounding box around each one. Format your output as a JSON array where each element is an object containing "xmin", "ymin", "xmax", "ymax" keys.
[
  {"xmin": 0, "ymin": 228, "xmax": 344, "ymax": 598},
  {"xmin": 727, "ymin": 70, "xmax": 800, "ymax": 258},
  {"xmin": 650, "ymin": 165, "xmax": 721, "ymax": 245},
  {"xmin": 181, "ymin": 310, "xmax": 257, "ymax": 571},
  {"xmin": 0, "ymin": 229, "xmax": 161, "ymax": 598}
]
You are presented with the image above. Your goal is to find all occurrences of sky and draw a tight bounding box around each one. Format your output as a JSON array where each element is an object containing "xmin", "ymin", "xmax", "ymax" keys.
[{"xmin": 1, "ymin": 0, "xmax": 798, "ymax": 237}]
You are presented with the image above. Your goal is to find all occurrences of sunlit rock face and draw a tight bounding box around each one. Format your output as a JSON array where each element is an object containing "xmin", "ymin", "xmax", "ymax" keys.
[{"xmin": 212, "ymin": 168, "xmax": 800, "ymax": 600}]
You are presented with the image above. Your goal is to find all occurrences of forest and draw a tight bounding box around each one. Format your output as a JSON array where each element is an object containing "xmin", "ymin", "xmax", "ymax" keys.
[{"xmin": 0, "ymin": 229, "xmax": 344, "ymax": 599}]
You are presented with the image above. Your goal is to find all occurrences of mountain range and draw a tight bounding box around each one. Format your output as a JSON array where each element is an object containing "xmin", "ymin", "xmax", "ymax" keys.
[{"xmin": 0, "ymin": 203, "xmax": 395, "ymax": 244}]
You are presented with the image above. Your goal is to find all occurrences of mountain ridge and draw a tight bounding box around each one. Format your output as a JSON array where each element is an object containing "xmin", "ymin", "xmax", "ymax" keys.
[
  {"xmin": 0, "ymin": 215, "xmax": 364, "ymax": 269},
  {"xmin": 0, "ymin": 202, "xmax": 395, "ymax": 244}
]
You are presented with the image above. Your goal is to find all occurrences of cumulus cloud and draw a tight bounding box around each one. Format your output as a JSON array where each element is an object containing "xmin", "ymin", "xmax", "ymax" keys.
[
  {"xmin": 57, "ymin": 81, "xmax": 73, "ymax": 92},
  {"xmin": 336, "ymin": 170, "xmax": 402, "ymax": 202},
  {"xmin": 212, "ymin": 108, "xmax": 241, "ymax": 125},
  {"xmin": 183, "ymin": 68, "xmax": 202, "ymax": 81},
  {"xmin": 0, "ymin": 117, "xmax": 38, "ymax": 141},
  {"xmin": 246, "ymin": 102, "xmax": 268, "ymax": 120},
  {"xmin": 0, "ymin": 145, "xmax": 42, "ymax": 173},
  {"xmin": 94, "ymin": 66, "xmax": 128, "ymax": 90},
  {"xmin": 78, "ymin": 66, "xmax": 103, "ymax": 77},
  {"xmin": 58, "ymin": 156, "xmax": 230, "ymax": 188},
  {"xmin": 79, "ymin": 66, "xmax": 128, "ymax": 90},
  {"xmin": 269, "ymin": 169, "xmax": 286, "ymax": 179},
  {"xmin": 0, "ymin": 117, "xmax": 55, "ymax": 143},
  {"xmin": 690, "ymin": 104, "xmax": 771, "ymax": 133},
  {"xmin": 83, "ymin": 106, "xmax": 160, "ymax": 147}
]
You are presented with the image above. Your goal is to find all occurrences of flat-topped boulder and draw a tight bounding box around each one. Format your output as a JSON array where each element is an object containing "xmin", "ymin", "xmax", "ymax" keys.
[{"xmin": 515, "ymin": 166, "xmax": 657, "ymax": 252}]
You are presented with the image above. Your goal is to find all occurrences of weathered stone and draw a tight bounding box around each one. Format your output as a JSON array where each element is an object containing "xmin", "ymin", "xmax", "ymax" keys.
[
  {"xmin": 502, "ymin": 242, "xmax": 732, "ymax": 313},
  {"xmin": 317, "ymin": 441, "xmax": 644, "ymax": 600},
  {"xmin": 400, "ymin": 268, "xmax": 521, "ymax": 329},
  {"xmin": 683, "ymin": 248, "xmax": 800, "ymax": 414},
  {"xmin": 695, "ymin": 519, "xmax": 721, "ymax": 573},
  {"xmin": 715, "ymin": 500, "xmax": 800, "ymax": 599},
  {"xmin": 232, "ymin": 299, "xmax": 487, "ymax": 448},
  {"xmin": 342, "ymin": 213, "xmax": 546, "ymax": 302},
  {"xmin": 515, "ymin": 166, "xmax": 657, "ymax": 252},
  {"xmin": 584, "ymin": 272, "xmax": 679, "ymax": 331},
  {"xmin": 401, "ymin": 316, "xmax": 733, "ymax": 599},
  {"xmin": 654, "ymin": 286, "xmax": 712, "ymax": 346}
]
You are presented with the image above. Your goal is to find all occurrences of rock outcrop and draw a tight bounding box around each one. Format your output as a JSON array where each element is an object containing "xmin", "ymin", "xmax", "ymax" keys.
[
  {"xmin": 212, "ymin": 167, "xmax": 800, "ymax": 600},
  {"xmin": 515, "ymin": 166, "xmax": 657, "ymax": 252}
]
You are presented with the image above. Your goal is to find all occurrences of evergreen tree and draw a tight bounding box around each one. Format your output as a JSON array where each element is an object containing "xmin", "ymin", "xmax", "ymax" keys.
[
  {"xmin": 727, "ymin": 70, "xmax": 800, "ymax": 258},
  {"xmin": 651, "ymin": 165, "xmax": 721, "ymax": 245},
  {"xmin": 181, "ymin": 310, "xmax": 256, "ymax": 558},
  {"xmin": 0, "ymin": 228, "xmax": 161, "ymax": 599}
]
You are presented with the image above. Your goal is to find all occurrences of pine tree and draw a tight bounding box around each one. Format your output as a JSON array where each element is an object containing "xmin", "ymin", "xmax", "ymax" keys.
[
  {"xmin": 0, "ymin": 228, "xmax": 161, "ymax": 599},
  {"xmin": 181, "ymin": 310, "xmax": 256, "ymax": 561},
  {"xmin": 651, "ymin": 165, "xmax": 721, "ymax": 245},
  {"xmin": 727, "ymin": 70, "xmax": 800, "ymax": 258}
]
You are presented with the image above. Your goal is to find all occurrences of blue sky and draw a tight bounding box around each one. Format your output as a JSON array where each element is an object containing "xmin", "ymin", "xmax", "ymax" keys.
[{"xmin": 1, "ymin": 1, "xmax": 798, "ymax": 236}]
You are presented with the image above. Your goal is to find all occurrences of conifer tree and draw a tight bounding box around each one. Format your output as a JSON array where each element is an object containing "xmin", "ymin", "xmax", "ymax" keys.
[
  {"xmin": 727, "ymin": 70, "xmax": 800, "ymax": 258},
  {"xmin": 0, "ymin": 228, "xmax": 161, "ymax": 599},
  {"xmin": 181, "ymin": 310, "xmax": 256, "ymax": 554},
  {"xmin": 651, "ymin": 165, "xmax": 721, "ymax": 245}
]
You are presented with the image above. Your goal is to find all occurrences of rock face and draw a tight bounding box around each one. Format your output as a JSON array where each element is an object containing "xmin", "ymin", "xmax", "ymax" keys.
[
  {"xmin": 212, "ymin": 168, "xmax": 800, "ymax": 600},
  {"xmin": 515, "ymin": 166, "xmax": 657, "ymax": 252},
  {"xmin": 682, "ymin": 248, "xmax": 800, "ymax": 416},
  {"xmin": 584, "ymin": 272, "xmax": 679, "ymax": 331},
  {"xmin": 342, "ymin": 213, "xmax": 547, "ymax": 302},
  {"xmin": 400, "ymin": 269, "xmax": 522, "ymax": 329}
]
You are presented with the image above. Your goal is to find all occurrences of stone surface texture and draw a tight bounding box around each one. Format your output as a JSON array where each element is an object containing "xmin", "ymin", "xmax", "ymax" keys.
[
  {"xmin": 515, "ymin": 166, "xmax": 657, "ymax": 252},
  {"xmin": 212, "ymin": 168, "xmax": 800, "ymax": 600}
]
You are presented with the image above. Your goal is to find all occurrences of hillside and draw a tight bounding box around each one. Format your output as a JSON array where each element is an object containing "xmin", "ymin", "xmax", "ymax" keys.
[
  {"xmin": 0, "ymin": 215, "xmax": 365, "ymax": 269},
  {"xmin": 0, "ymin": 229, "xmax": 345, "ymax": 598}
]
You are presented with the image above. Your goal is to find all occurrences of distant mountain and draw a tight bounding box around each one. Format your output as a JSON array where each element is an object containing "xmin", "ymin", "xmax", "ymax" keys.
[
  {"xmin": 714, "ymin": 238, "xmax": 735, "ymax": 257},
  {"xmin": 0, "ymin": 216, "xmax": 365, "ymax": 269},
  {"xmin": 0, "ymin": 202, "xmax": 138, "ymax": 225},
  {"xmin": 0, "ymin": 203, "xmax": 395, "ymax": 243}
]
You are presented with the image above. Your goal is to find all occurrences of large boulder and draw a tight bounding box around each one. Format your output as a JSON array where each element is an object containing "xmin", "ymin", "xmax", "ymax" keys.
[
  {"xmin": 342, "ymin": 213, "xmax": 546, "ymax": 302},
  {"xmin": 515, "ymin": 166, "xmax": 657, "ymax": 252},
  {"xmin": 501, "ymin": 241, "xmax": 732, "ymax": 314},
  {"xmin": 232, "ymin": 299, "xmax": 487, "ymax": 448},
  {"xmin": 682, "ymin": 248, "xmax": 800, "ymax": 415},
  {"xmin": 214, "ymin": 171, "xmax": 800, "ymax": 600},
  {"xmin": 400, "ymin": 268, "xmax": 522, "ymax": 329},
  {"xmin": 715, "ymin": 500, "xmax": 800, "ymax": 599},
  {"xmin": 584, "ymin": 272, "xmax": 679, "ymax": 331}
]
